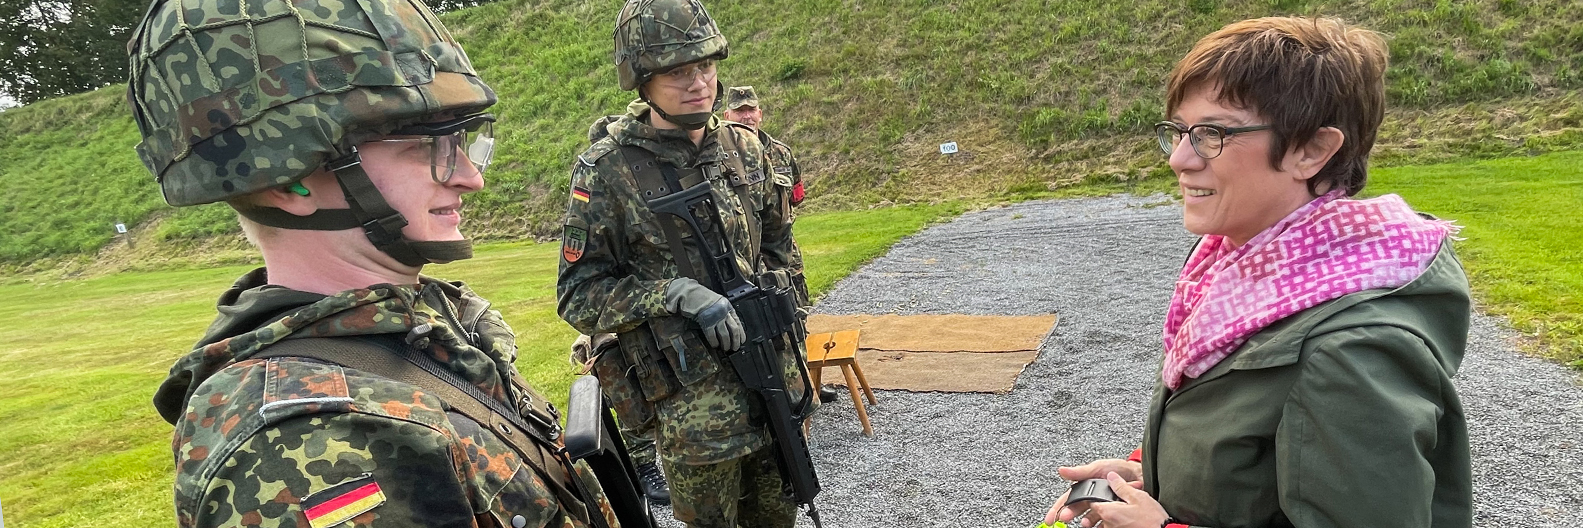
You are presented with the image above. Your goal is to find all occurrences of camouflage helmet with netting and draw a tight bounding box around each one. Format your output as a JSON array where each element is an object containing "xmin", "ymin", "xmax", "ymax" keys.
[
  {"xmin": 126, "ymin": 0, "xmax": 496, "ymax": 207},
  {"xmin": 613, "ymin": 0, "xmax": 729, "ymax": 91}
]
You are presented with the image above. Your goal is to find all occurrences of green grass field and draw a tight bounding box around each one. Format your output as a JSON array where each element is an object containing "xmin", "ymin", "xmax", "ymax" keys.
[
  {"xmin": 0, "ymin": 204, "xmax": 958, "ymax": 528},
  {"xmin": 1369, "ymin": 150, "xmax": 1583, "ymax": 367}
]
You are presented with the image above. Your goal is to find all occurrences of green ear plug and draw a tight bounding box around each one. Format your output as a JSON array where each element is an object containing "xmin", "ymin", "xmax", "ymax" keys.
[{"xmin": 287, "ymin": 182, "xmax": 310, "ymax": 196}]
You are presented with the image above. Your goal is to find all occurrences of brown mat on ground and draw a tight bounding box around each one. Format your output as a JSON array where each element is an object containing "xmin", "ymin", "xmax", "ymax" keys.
[
  {"xmin": 806, "ymin": 314, "xmax": 1058, "ymax": 353},
  {"xmin": 823, "ymin": 350, "xmax": 1041, "ymax": 394},
  {"xmin": 805, "ymin": 314, "xmax": 1057, "ymax": 393}
]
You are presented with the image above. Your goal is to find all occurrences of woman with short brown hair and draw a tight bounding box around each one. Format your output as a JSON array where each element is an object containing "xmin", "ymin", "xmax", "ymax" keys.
[{"xmin": 1044, "ymin": 17, "xmax": 1472, "ymax": 528}]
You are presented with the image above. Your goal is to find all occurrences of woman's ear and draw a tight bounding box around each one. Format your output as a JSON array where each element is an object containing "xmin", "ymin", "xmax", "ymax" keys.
[{"xmin": 1288, "ymin": 127, "xmax": 1345, "ymax": 181}]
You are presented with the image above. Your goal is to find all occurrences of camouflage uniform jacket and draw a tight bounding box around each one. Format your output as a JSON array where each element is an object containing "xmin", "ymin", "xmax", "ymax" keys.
[
  {"xmin": 154, "ymin": 268, "xmax": 612, "ymax": 528},
  {"xmin": 756, "ymin": 128, "xmax": 805, "ymax": 208},
  {"xmin": 556, "ymin": 113, "xmax": 806, "ymax": 465}
]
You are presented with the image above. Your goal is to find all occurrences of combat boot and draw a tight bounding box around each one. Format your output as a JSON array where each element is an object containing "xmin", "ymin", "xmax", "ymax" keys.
[
  {"xmin": 636, "ymin": 460, "xmax": 671, "ymax": 505},
  {"xmin": 819, "ymin": 385, "xmax": 840, "ymax": 403}
]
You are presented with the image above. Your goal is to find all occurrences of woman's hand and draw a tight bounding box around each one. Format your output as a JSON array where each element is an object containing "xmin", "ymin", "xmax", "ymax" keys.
[
  {"xmin": 1042, "ymin": 459, "xmax": 1144, "ymax": 525},
  {"xmin": 1078, "ymin": 472, "xmax": 1170, "ymax": 528}
]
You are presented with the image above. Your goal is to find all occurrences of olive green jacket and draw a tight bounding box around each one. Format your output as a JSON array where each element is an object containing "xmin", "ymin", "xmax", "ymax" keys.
[{"xmin": 1142, "ymin": 241, "xmax": 1472, "ymax": 528}]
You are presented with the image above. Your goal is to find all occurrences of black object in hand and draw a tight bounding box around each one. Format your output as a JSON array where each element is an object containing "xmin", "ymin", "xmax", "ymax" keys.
[{"xmin": 1067, "ymin": 478, "xmax": 1120, "ymax": 506}]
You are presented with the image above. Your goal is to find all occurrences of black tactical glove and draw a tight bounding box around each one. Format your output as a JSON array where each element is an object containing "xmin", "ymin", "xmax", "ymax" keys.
[{"xmin": 664, "ymin": 278, "xmax": 746, "ymax": 351}]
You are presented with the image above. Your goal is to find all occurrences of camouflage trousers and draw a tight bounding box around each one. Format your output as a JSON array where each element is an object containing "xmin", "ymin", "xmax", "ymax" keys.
[
  {"xmin": 621, "ymin": 426, "xmax": 658, "ymax": 466},
  {"xmin": 662, "ymin": 446, "xmax": 796, "ymax": 528}
]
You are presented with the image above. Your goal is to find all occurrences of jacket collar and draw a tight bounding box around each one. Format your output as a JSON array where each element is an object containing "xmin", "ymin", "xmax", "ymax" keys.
[
  {"xmin": 153, "ymin": 268, "xmax": 503, "ymax": 424},
  {"xmin": 611, "ymin": 111, "xmax": 723, "ymax": 168}
]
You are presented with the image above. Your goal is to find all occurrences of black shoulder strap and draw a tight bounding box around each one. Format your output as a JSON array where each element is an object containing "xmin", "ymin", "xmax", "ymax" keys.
[
  {"xmin": 717, "ymin": 129, "xmax": 762, "ymax": 266},
  {"xmin": 253, "ymin": 336, "xmax": 600, "ymax": 527},
  {"xmin": 619, "ymin": 145, "xmax": 711, "ymax": 284},
  {"xmin": 1183, "ymin": 237, "xmax": 1205, "ymax": 267}
]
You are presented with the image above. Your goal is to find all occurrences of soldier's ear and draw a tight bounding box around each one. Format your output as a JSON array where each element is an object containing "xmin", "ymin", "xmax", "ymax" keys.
[{"xmin": 258, "ymin": 170, "xmax": 336, "ymax": 215}]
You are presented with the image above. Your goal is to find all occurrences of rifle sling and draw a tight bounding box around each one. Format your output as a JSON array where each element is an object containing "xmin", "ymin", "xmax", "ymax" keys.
[
  {"xmin": 718, "ymin": 131, "xmax": 762, "ymax": 267},
  {"xmin": 252, "ymin": 336, "xmax": 597, "ymax": 526},
  {"xmin": 621, "ymin": 146, "xmax": 710, "ymax": 285}
]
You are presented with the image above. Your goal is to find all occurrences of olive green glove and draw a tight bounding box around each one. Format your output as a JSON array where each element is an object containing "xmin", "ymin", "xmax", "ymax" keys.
[{"xmin": 664, "ymin": 278, "xmax": 746, "ymax": 351}]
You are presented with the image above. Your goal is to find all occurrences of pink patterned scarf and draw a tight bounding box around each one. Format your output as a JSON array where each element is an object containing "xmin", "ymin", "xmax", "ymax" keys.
[{"xmin": 1161, "ymin": 190, "xmax": 1457, "ymax": 390}]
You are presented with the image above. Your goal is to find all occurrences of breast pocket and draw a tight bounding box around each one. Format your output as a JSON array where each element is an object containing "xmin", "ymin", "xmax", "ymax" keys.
[
  {"xmin": 770, "ymin": 173, "xmax": 794, "ymax": 225},
  {"xmin": 487, "ymin": 464, "xmax": 568, "ymax": 528}
]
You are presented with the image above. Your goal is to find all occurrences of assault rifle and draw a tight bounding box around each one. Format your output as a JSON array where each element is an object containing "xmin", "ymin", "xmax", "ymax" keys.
[{"xmin": 647, "ymin": 179, "xmax": 825, "ymax": 528}]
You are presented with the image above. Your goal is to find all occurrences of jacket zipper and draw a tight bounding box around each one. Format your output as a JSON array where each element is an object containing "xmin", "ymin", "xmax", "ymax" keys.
[{"xmin": 424, "ymin": 283, "xmax": 476, "ymax": 347}]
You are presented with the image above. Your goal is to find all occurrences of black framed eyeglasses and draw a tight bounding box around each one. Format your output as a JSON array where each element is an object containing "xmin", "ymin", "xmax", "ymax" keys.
[
  {"xmin": 1154, "ymin": 121, "xmax": 1272, "ymax": 159},
  {"xmin": 375, "ymin": 114, "xmax": 496, "ymax": 183}
]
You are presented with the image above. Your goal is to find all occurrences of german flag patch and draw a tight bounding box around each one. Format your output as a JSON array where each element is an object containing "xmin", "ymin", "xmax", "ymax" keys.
[
  {"xmin": 302, "ymin": 474, "xmax": 386, "ymax": 528},
  {"xmin": 571, "ymin": 186, "xmax": 591, "ymax": 203}
]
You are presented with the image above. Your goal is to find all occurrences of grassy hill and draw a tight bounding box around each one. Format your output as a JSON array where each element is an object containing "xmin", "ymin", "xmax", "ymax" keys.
[{"xmin": 2, "ymin": 0, "xmax": 1581, "ymax": 269}]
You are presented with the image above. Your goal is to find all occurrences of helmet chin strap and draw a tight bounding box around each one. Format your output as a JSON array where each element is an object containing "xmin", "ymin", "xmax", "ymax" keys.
[
  {"xmin": 642, "ymin": 80, "xmax": 724, "ymax": 131},
  {"xmin": 231, "ymin": 150, "xmax": 473, "ymax": 266}
]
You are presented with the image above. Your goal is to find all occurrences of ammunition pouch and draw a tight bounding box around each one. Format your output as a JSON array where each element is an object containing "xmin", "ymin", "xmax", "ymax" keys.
[
  {"xmin": 754, "ymin": 268, "xmax": 809, "ymax": 309},
  {"xmin": 584, "ymin": 334, "xmax": 657, "ymax": 434},
  {"xmin": 614, "ymin": 315, "xmax": 727, "ymax": 400}
]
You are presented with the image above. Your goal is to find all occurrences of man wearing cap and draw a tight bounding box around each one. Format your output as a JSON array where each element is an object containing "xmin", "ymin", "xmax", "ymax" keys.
[
  {"xmin": 723, "ymin": 85, "xmax": 831, "ymax": 401},
  {"xmin": 723, "ymin": 86, "xmax": 807, "ymax": 210}
]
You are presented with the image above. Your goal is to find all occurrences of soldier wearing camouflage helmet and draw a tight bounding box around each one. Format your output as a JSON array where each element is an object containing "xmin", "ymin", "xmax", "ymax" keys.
[
  {"xmin": 557, "ymin": 0, "xmax": 811, "ymax": 527},
  {"xmin": 128, "ymin": 0, "xmax": 618, "ymax": 526}
]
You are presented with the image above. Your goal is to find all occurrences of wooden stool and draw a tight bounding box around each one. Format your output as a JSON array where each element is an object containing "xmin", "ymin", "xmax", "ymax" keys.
[{"xmin": 805, "ymin": 329, "xmax": 878, "ymax": 436}]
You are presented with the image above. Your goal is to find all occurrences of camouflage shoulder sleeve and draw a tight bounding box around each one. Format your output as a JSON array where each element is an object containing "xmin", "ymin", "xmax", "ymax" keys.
[
  {"xmin": 771, "ymin": 139, "xmax": 802, "ymax": 186},
  {"xmin": 576, "ymin": 138, "xmax": 620, "ymax": 167},
  {"xmin": 722, "ymin": 120, "xmax": 757, "ymax": 138},
  {"xmin": 175, "ymin": 358, "xmax": 580, "ymax": 528},
  {"xmin": 731, "ymin": 129, "xmax": 801, "ymax": 273},
  {"xmin": 557, "ymin": 145, "xmax": 671, "ymax": 335}
]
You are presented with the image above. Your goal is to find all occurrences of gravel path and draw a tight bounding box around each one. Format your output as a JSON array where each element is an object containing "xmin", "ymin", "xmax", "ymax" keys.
[{"xmin": 654, "ymin": 194, "xmax": 1583, "ymax": 527}]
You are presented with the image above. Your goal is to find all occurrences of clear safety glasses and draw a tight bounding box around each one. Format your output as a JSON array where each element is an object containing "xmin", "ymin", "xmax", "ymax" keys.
[
  {"xmin": 375, "ymin": 115, "xmax": 496, "ymax": 183},
  {"xmin": 654, "ymin": 60, "xmax": 718, "ymax": 89}
]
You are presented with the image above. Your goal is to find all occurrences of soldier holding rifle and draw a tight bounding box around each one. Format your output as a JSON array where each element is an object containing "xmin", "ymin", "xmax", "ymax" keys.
[{"xmin": 557, "ymin": 1, "xmax": 821, "ymax": 527}]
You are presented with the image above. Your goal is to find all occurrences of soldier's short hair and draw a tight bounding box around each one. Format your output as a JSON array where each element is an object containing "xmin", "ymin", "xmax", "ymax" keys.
[{"xmin": 1165, "ymin": 17, "xmax": 1386, "ymax": 197}]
